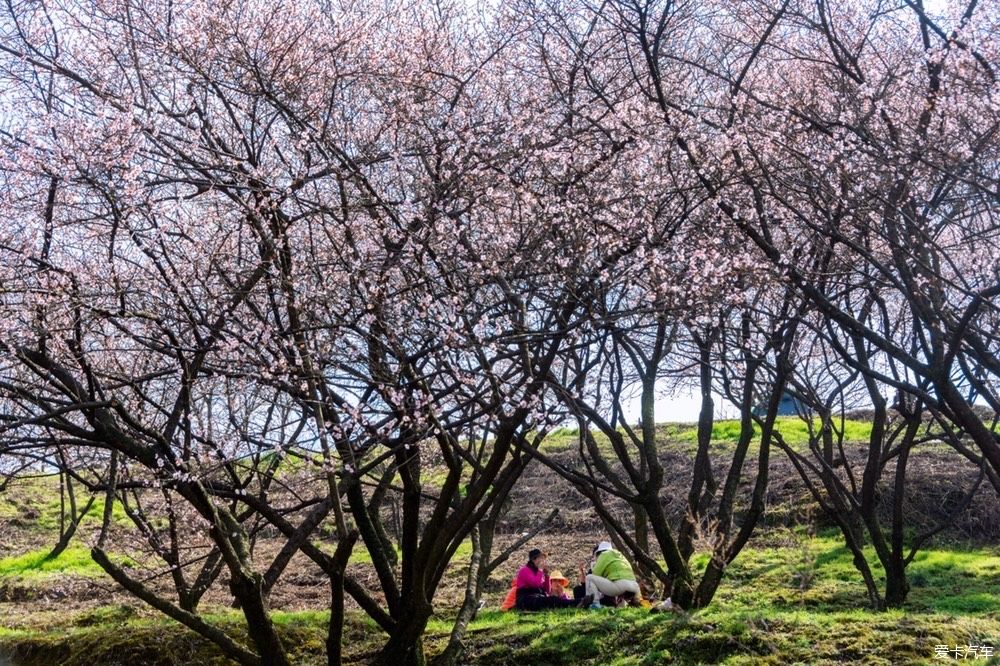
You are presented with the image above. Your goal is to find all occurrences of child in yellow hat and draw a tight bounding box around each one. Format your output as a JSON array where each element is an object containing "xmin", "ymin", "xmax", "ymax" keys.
[{"xmin": 548, "ymin": 570, "xmax": 571, "ymax": 600}]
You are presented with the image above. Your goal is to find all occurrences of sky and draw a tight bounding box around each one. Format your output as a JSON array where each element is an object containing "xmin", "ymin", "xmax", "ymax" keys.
[{"xmin": 617, "ymin": 380, "xmax": 742, "ymax": 424}]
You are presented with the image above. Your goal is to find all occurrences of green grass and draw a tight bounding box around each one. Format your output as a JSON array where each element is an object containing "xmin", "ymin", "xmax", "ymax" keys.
[
  {"xmin": 0, "ymin": 545, "xmax": 133, "ymax": 581},
  {"xmin": 662, "ymin": 417, "xmax": 874, "ymax": 450},
  {"xmin": 457, "ymin": 530, "xmax": 999, "ymax": 664},
  {"xmin": 345, "ymin": 542, "xmax": 401, "ymax": 565},
  {"xmin": 706, "ymin": 530, "xmax": 999, "ymax": 616},
  {"xmin": 3, "ymin": 603, "xmax": 995, "ymax": 665},
  {"xmin": 539, "ymin": 417, "xmax": 875, "ymax": 457},
  {"xmin": 1, "ymin": 531, "xmax": 997, "ymax": 664},
  {"xmin": 345, "ymin": 537, "xmax": 474, "ymax": 566},
  {"xmin": 447, "ymin": 607, "xmax": 998, "ymax": 665}
]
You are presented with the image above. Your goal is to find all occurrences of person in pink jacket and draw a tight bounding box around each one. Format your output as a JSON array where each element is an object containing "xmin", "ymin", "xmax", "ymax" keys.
[{"xmin": 514, "ymin": 548, "xmax": 579, "ymax": 611}]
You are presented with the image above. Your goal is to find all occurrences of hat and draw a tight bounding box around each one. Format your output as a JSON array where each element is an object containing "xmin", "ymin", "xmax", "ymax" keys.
[
  {"xmin": 549, "ymin": 570, "xmax": 570, "ymax": 586},
  {"xmin": 594, "ymin": 541, "xmax": 614, "ymax": 554},
  {"xmin": 528, "ymin": 548, "xmax": 547, "ymax": 562}
]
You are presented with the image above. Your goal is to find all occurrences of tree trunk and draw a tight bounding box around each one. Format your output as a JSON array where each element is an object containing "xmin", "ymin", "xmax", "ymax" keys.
[
  {"xmin": 885, "ymin": 423, "xmax": 914, "ymax": 609},
  {"xmin": 668, "ymin": 568, "xmax": 696, "ymax": 609},
  {"xmin": 327, "ymin": 532, "xmax": 358, "ymax": 666},
  {"xmin": 92, "ymin": 547, "xmax": 262, "ymax": 666},
  {"xmin": 692, "ymin": 551, "xmax": 726, "ymax": 609},
  {"xmin": 229, "ymin": 570, "xmax": 291, "ymax": 666},
  {"xmin": 376, "ymin": 609, "xmax": 430, "ymax": 666},
  {"xmin": 851, "ymin": 547, "xmax": 885, "ymax": 611},
  {"xmin": 433, "ymin": 526, "xmax": 483, "ymax": 666},
  {"xmin": 679, "ymin": 337, "xmax": 717, "ymax": 562},
  {"xmin": 884, "ymin": 562, "xmax": 909, "ymax": 608}
]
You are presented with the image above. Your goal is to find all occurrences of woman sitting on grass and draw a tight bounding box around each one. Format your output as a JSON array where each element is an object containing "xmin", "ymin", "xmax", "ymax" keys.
[
  {"xmin": 513, "ymin": 548, "xmax": 580, "ymax": 611},
  {"xmin": 502, "ymin": 569, "xmax": 572, "ymax": 610}
]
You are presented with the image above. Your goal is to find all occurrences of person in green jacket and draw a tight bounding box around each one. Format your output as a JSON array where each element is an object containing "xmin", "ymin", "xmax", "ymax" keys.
[{"xmin": 584, "ymin": 541, "xmax": 641, "ymax": 609}]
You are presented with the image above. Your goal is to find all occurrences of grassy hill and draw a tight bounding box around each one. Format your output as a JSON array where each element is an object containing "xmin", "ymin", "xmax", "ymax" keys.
[
  {"xmin": 0, "ymin": 419, "xmax": 997, "ymax": 665},
  {"xmin": 1, "ymin": 530, "xmax": 997, "ymax": 665}
]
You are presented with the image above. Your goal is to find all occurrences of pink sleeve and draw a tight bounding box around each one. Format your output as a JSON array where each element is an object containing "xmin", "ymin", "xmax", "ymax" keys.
[
  {"xmin": 542, "ymin": 571, "xmax": 551, "ymax": 594},
  {"xmin": 514, "ymin": 566, "xmax": 533, "ymax": 589}
]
